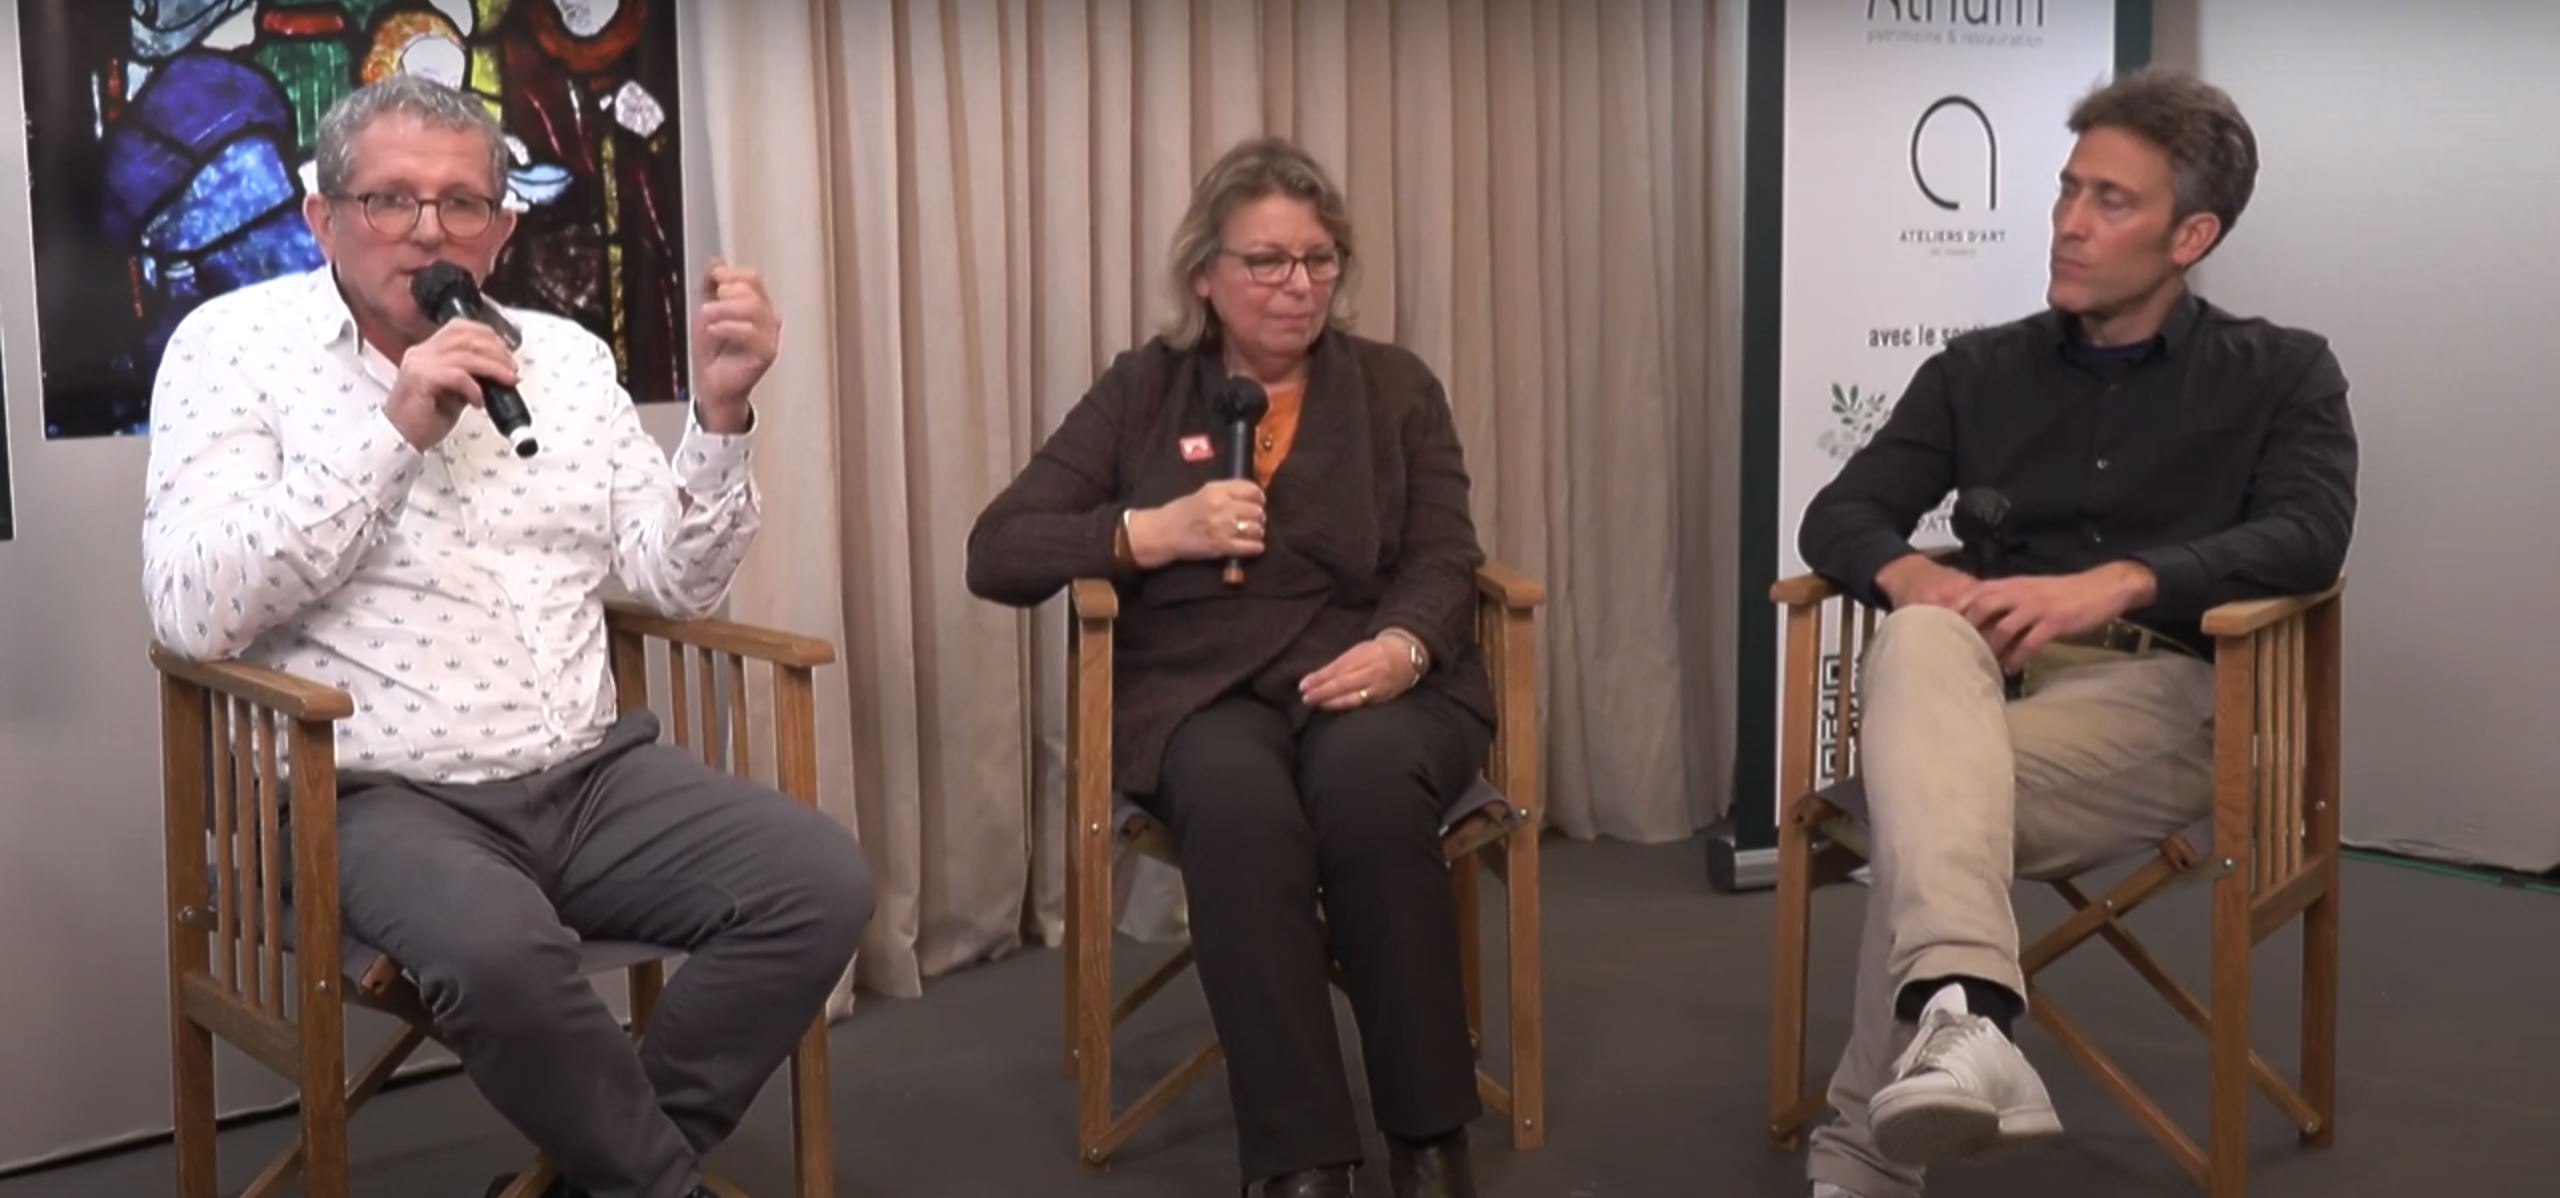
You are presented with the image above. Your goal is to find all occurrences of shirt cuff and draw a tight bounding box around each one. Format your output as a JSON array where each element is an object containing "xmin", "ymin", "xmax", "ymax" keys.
[
  {"xmin": 675, "ymin": 410, "xmax": 755, "ymax": 496},
  {"xmin": 2127, "ymin": 544, "xmax": 2212, "ymax": 618},
  {"xmin": 1834, "ymin": 531, "xmax": 1921, "ymax": 608}
]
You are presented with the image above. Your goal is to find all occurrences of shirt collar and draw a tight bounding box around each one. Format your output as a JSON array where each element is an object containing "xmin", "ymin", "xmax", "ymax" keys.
[
  {"xmin": 297, "ymin": 265, "xmax": 361, "ymax": 347},
  {"xmin": 298, "ymin": 264, "xmax": 530, "ymax": 358},
  {"xmin": 2043, "ymin": 286, "xmax": 2204, "ymax": 362}
]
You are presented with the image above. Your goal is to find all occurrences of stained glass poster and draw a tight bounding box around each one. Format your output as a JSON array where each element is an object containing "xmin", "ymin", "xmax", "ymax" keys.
[{"xmin": 19, "ymin": 0, "xmax": 687, "ymax": 439}]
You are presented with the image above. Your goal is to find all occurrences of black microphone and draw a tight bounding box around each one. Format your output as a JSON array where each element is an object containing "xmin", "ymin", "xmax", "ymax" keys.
[
  {"xmin": 1953, "ymin": 486, "xmax": 2011, "ymax": 580},
  {"xmin": 409, "ymin": 262, "xmax": 537, "ymax": 457},
  {"xmin": 1209, "ymin": 377, "xmax": 1269, "ymax": 587}
]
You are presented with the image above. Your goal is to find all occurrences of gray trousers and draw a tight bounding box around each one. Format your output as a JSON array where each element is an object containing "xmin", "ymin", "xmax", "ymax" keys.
[
  {"xmin": 334, "ymin": 712, "xmax": 874, "ymax": 1198},
  {"xmin": 1807, "ymin": 607, "xmax": 2217, "ymax": 1198}
]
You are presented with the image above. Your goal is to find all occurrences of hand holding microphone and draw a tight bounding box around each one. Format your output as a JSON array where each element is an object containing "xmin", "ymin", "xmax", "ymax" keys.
[
  {"xmin": 406, "ymin": 262, "xmax": 537, "ymax": 457},
  {"xmin": 1118, "ymin": 378, "xmax": 1272, "ymax": 573},
  {"xmin": 1210, "ymin": 378, "xmax": 1271, "ymax": 585}
]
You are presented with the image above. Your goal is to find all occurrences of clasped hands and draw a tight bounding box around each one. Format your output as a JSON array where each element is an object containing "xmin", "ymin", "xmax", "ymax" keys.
[{"xmin": 1874, "ymin": 553, "xmax": 2159, "ymax": 675}]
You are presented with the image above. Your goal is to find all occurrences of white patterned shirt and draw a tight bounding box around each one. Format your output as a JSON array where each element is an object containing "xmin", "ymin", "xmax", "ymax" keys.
[{"xmin": 142, "ymin": 267, "xmax": 760, "ymax": 784}]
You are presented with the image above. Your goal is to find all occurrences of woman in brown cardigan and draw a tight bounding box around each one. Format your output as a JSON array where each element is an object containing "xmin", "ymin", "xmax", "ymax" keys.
[{"xmin": 967, "ymin": 138, "xmax": 1494, "ymax": 1198}]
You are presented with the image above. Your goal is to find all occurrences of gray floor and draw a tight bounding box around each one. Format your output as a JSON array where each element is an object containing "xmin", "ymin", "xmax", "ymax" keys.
[{"xmin": 7, "ymin": 837, "xmax": 2554, "ymax": 1196}]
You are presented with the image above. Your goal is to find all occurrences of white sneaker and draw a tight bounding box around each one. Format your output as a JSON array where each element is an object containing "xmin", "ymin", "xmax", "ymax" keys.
[{"xmin": 1868, "ymin": 983, "xmax": 2063, "ymax": 1166}]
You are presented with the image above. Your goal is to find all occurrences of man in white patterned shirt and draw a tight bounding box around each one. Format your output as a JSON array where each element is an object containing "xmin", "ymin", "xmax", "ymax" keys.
[{"xmin": 142, "ymin": 75, "xmax": 871, "ymax": 1198}]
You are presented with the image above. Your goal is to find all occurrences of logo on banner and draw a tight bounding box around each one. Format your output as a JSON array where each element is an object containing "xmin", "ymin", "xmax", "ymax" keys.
[
  {"xmin": 1911, "ymin": 96, "xmax": 1997, "ymax": 211},
  {"xmin": 1814, "ymin": 381, "xmax": 1955, "ymax": 537},
  {"xmin": 1866, "ymin": 1, "xmax": 2050, "ymax": 49},
  {"xmin": 1901, "ymin": 94, "xmax": 2009, "ymax": 258},
  {"xmin": 1820, "ymin": 383, "xmax": 1891, "ymax": 461}
]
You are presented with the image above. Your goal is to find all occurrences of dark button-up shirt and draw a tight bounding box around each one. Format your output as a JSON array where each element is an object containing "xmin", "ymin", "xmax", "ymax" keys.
[{"xmin": 1799, "ymin": 290, "xmax": 2357, "ymax": 651}]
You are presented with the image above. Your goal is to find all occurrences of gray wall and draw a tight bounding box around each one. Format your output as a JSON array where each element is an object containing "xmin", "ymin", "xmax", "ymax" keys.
[
  {"xmin": 0, "ymin": 4, "xmax": 713, "ymax": 1167},
  {"xmin": 2191, "ymin": 0, "xmax": 2560, "ymax": 868}
]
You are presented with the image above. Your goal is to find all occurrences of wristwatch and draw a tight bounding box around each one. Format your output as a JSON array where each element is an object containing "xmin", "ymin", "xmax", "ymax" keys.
[{"xmin": 1380, "ymin": 629, "xmax": 1430, "ymax": 679}]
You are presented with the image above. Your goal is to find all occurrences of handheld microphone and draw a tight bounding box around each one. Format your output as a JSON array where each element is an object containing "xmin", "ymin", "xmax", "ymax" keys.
[
  {"xmin": 1210, "ymin": 377, "xmax": 1270, "ymax": 587},
  {"xmin": 409, "ymin": 262, "xmax": 537, "ymax": 457},
  {"xmin": 1953, "ymin": 486, "xmax": 2011, "ymax": 580}
]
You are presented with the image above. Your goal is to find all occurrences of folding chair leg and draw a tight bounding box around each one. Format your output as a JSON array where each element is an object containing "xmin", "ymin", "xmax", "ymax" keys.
[
  {"xmin": 2209, "ymin": 870, "xmax": 2253, "ymax": 1198},
  {"xmin": 792, "ymin": 1018, "xmax": 836, "ymax": 1196},
  {"xmin": 1769, "ymin": 801, "xmax": 1816, "ymax": 1149},
  {"xmin": 2029, "ymin": 987, "xmax": 2208, "ymax": 1186},
  {"xmin": 169, "ymin": 999, "xmax": 218, "ymax": 1198},
  {"xmin": 298, "ymin": 1063, "xmax": 350, "ymax": 1196},
  {"xmin": 276, "ymin": 982, "xmax": 349, "ymax": 1198},
  {"xmin": 1062, "ymin": 833, "xmax": 1083, "ymax": 1079},
  {"xmin": 1073, "ymin": 827, "xmax": 1114, "ymax": 1167},
  {"xmin": 1504, "ymin": 828, "xmax": 1545, "ymax": 1150},
  {"xmin": 2301, "ymin": 868, "xmax": 2341, "ymax": 1148},
  {"xmin": 245, "ymin": 1024, "xmax": 433, "ymax": 1198}
]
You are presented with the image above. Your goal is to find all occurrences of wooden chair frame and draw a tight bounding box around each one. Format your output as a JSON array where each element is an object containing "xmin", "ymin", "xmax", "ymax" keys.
[
  {"xmin": 157, "ymin": 601, "xmax": 844, "ymax": 1198},
  {"xmin": 1058, "ymin": 563, "xmax": 1548, "ymax": 1168},
  {"xmin": 1765, "ymin": 573, "xmax": 2344, "ymax": 1197}
]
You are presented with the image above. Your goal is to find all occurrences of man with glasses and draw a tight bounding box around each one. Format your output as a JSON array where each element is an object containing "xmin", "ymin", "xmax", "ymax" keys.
[{"xmin": 142, "ymin": 74, "xmax": 872, "ymax": 1198}]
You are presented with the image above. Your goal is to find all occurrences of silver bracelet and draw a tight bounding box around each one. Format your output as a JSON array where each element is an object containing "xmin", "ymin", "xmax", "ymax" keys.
[{"xmin": 1379, "ymin": 628, "xmax": 1430, "ymax": 678}]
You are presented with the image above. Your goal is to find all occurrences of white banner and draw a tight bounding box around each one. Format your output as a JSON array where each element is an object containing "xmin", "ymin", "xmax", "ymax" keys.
[{"xmin": 1776, "ymin": 2, "xmax": 2117, "ymax": 786}]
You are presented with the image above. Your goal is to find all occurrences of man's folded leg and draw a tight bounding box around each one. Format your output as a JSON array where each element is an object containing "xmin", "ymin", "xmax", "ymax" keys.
[
  {"xmin": 1813, "ymin": 613, "xmax": 2215, "ymax": 1186},
  {"xmin": 553, "ymin": 737, "xmax": 875, "ymax": 1164},
  {"xmin": 337, "ymin": 782, "xmax": 702, "ymax": 1198}
]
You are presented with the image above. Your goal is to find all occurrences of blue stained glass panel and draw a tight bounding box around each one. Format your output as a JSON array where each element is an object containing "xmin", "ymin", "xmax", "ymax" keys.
[{"xmin": 143, "ymin": 134, "xmax": 306, "ymax": 255}]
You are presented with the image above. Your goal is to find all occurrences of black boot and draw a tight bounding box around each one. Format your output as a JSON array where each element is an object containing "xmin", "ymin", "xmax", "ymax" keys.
[
  {"xmin": 1251, "ymin": 1163, "xmax": 1357, "ymax": 1197},
  {"xmin": 1386, "ymin": 1127, "xmax": 1477, "ymax": 1198}
]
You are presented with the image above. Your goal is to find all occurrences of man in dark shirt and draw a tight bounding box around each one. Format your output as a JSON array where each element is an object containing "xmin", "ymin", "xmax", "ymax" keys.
[{"xmin": 1798, "ymin": 70, "xmax": 2356, "ymax": 1198}]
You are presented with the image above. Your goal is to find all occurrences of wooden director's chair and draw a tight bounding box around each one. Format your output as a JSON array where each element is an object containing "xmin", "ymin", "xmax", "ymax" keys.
[
  {"xmin": 157, "ymin": 602, "xmax": 844, "ymax": 1198},
  {"xmin": 1058, "ymin": 563, "xmax": 1548, "ymax": 1168},
  {"xmin": 1765, "ymin": 572, "xmax": 2344, "ymax": 1197}
]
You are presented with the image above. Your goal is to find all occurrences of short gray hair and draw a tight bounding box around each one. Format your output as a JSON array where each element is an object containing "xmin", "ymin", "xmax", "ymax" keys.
[
  {"xmin": 314, "ymin": 74, "xmax": 507, "ymax": 197},
  {"xmin": 1162, "ymin": 136, "xmax": 1358, "ymax": 351}
]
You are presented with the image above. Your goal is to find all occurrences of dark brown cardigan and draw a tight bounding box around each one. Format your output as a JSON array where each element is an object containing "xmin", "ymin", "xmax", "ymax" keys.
[{"xmin": 965, "ymin": 331, "xmax": 1495, "ymax": 794}]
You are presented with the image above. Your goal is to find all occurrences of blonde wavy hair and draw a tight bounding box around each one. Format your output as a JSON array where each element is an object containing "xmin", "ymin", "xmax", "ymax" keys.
[{"xmin": 1161, "ymin": 136, "xmax": 1358, "ymax": 351}]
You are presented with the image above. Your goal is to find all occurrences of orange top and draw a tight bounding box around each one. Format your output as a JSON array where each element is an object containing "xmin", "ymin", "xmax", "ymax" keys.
[{"xmin": 1252, "ymin": 379, "xmax": 1306, "ymax": 487}]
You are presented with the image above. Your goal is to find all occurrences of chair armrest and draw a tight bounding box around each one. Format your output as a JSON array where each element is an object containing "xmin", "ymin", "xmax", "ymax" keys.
[
  {"xmin": 1070, "ymin": 578, "xmax": 1119, "ymax": 621},
  {"xmin": 1476, "ymin": 561, "xmax": 1546, "ymax": 610},
  {"xmin": 603, "ymin": 600, "xmax": 836, "ymax": 668},
  {"xmin": 1773, "ymin": 548, "xmax": 1959, "ymax": 610},
  {"xmin": 1770, "ymin": 572, "xmax": 1840, "ymax": 609},
  {"xmin": 2200, "ymin": 580, "xmax": 2344, "ymax": 639},
  {"xmin": 149, "ymin": 646, "xmax": 353, "ymax": 722}
]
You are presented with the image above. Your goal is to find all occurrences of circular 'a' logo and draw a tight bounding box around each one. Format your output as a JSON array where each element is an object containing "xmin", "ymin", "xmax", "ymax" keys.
[{"xmin": 1910, "ymin": 95, "xmax": 1997, "ymax": 211}]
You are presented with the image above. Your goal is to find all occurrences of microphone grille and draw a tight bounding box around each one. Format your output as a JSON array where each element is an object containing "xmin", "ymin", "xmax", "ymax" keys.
[
  {"xmin": 1211, "ymin": 376, "xmax": 1270, "ymax": 426},
  {"xmin": 409, "ymin": 261, "xmax": 479, "ymax": 311},
  {"xmin": 1956, "ymin": 486, "xmax": 2011, "ymax": 530}
]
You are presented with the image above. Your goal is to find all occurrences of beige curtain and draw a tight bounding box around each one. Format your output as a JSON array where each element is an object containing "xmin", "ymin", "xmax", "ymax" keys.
[{"xmin": 693, "ymin": 0, "xmax": 1730, "ymax": 1001}]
